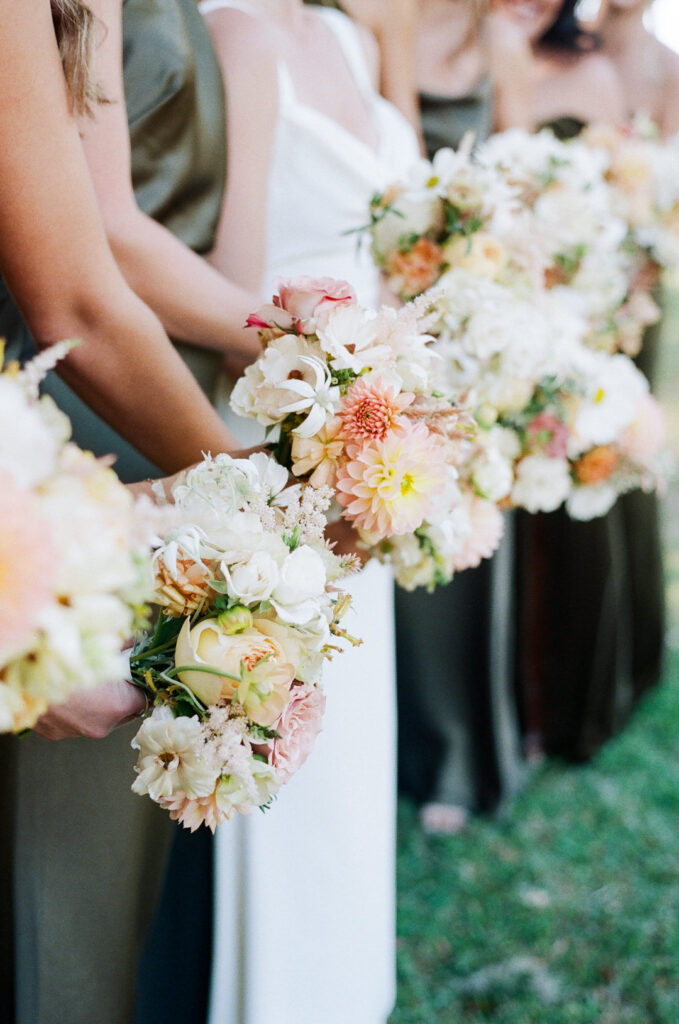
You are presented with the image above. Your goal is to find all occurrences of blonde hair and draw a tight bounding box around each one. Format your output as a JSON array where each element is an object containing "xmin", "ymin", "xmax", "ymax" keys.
[{"xmin": 50, "ymin": 0, "xmax": 103, "ymax": 116}]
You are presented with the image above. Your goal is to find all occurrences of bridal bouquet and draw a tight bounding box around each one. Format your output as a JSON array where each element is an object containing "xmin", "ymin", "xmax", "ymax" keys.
[
  {"xmin": 231, "ymin": 276, "xmax": 505, "ymax": 591},
  {"xmin": 367, "ymin": 130, "xmax": 659, "ymax": 356},
  {"xmin": 367, "ymin": 140, "xmax": 516, "ymax": 300},
  {"xmin": 428, "ymin": 272, "xmax": 667, "ymax": 520},
  {"xmin": 0, "ymin": 343, "xmax": 151, "ymax": 733},
  {"xmin": 582, "ymin": 119, "xmax": 679, "ymax": 273},
  {"xmin": 129, "ymin": 450, "xmax": 358, "ymax": 831}
]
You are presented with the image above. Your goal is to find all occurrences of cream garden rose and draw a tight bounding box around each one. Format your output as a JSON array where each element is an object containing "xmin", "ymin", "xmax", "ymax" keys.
[{"xmin": 175, "ymin": 617, "xmax": 297, "ymax": 727}]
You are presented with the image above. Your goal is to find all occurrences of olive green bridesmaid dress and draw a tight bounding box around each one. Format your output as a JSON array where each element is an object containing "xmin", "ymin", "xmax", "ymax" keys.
[{"xmin": 0, "ymin": 3, "xmax": 226, "ymax": 1022}]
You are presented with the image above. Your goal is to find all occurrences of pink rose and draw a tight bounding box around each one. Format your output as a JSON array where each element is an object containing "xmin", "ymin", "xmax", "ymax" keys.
[
  {"xmin": 618, "ymin": 393, "xmax": 665, "ymax": 463},
  {"xmin": 245, "ymin": 303, "xmax": 296, "ymax": 336},
  {"xmin": 274, "ymin": 276, "xmax": 357, "ymax": 333},
  {"xmin": 269, "ymin": 683, "xmax": 326, "ymax": 783},
  {"xmin": 527, "ymin": 412, "xmax": 569, "ymax": 459}
]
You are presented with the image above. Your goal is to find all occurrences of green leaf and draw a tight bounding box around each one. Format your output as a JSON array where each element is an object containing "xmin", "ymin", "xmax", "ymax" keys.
[
  {"xmin": 250, "ymin": 723, "xmax": 282, "ymax": 742},
  {"xmin": 283, "ymin": 524, "xmax": 301, "ymax": 551}
]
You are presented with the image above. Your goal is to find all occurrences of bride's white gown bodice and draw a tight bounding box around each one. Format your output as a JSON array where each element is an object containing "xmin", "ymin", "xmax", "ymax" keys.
[{"xmin": 199, "ymin": 4, "xmax": 420, "ymax": 1023}]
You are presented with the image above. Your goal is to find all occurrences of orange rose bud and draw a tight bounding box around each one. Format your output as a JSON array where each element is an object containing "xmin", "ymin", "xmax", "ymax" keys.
[
  {"xmin": 574, "ymin": 445, "xmax": 620, "ymax": 485},
  {"xmin": 386, "ymin": 237, "xmax": 444, "ymax": 299}
]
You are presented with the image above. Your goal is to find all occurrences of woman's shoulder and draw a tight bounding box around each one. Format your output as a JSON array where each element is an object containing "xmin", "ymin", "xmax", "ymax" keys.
[{"xmin": 200, "ymin": 3, "xmax": 277, "ymax": 45}]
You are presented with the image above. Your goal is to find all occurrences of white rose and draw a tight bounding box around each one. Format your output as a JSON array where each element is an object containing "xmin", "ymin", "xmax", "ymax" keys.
[
  {"xmin": 471, "ymin": 449, "xmax": 513, "ymax": 502},
  {"xmin": 566, "ymin": 483, "xmax": 618, "ymax": 521},
  {"xmin": 488, "ymin": 425, "xmax": 522, "ymax": 461},
  {"xmin": 389, "ymin": 534, "xmax": 438, "ymax": 592},
  {"xmin": 511, "ymin": 455, "xmax": 572, "ymax": 513},
  {"xmin": 222, "ymin": 550, "xmax": 280, "ymax": 605},
  {"xmin": 316, "ymin": 304, "xmax": 390, "ymax": 374},
  {"xmin": 271, "ymin": 545, "xmax": 327, "ymax": 624},
  {"xmin": 230, "ymin": 365, "xmax": 273, "ymax": 425},
  {"xmin": 234, "ymin": 451, "xmax": 289, "ymax": 501},
  {"xmin": 372, "ymin": 193, "xmax": 442, "ymax": 256}
]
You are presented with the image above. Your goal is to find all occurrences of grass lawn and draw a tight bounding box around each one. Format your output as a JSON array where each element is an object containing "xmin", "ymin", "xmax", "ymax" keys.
[
  {"xmin": 391, "ymin": 656, "xmax": 679, "ymax": 1023},
  {"xmin": 391, "ymin": 289, "xmax": 679, "ymax": 1024}
]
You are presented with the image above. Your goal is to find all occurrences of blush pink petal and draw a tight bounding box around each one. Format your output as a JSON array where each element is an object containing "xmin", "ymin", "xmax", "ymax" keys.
[
  {"xmin": 339, "ymin": 378, "xmax": 415, "ymax": 443},
  {"xmin": 0, "ymin": 477, "xmax": 59, "ymax": 659},
  {"xmin": 451, "ymin": 497, "xmax": 505, "ymax": 571},
  {"xmin": 335, "ymin": 423, "xmax": 447, "ymax": 537}
]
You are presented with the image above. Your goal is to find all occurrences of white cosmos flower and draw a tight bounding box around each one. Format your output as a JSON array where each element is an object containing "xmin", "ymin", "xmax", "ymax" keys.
[
  {"xmin": 572, "ymin": 352, "xmax": 648, "ymax": 450},
  {"xmin": 131, "ymin": 708, "xmax": 217, "ymax": 802},
  {"xmin": 277, "ymin": 355, "xmax": 340, "ymax": 438}
]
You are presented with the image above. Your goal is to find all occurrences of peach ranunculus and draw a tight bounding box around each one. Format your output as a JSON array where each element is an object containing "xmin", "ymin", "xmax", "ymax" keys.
[
  {"xmin": 0, "ymin": 477, "xmax": 59, "ymax": 662},
  {"xmin": 267, "ymin": 682, "xmax": 326, "ymax": 783},
  {"xmin": 335, "ymin": 422, "xmax": 448, "ymax": 537},
  {"xmin": 386, "ymin": 238, "xmax": 445, "ymax": 299},
  {"xmin": 291, "ymin": 415, "xmax": 346, "ymax": 488},
  {"xmin": 339, "ymin": 378, "xmax": 414, "ymax": 444},
  {"xmin": 175, "ymin": 616, "xmax": 297, "ymax": 726},
  {"xmin": 0, "ymin": 683, "xmax": 47, "ymax": 734},
  {"xmin": 153, "ymin": 550, "xmax": 213, "ymax": 618},
  {"xmin": 574, "ymin": 445, "xmax": 620, "ymax": 485}
]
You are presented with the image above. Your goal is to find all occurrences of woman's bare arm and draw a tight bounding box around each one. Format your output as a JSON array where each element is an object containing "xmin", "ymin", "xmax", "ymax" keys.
[
  {"xmin": 78, "ymin": 0, "xmax": 258, "ymax": 359},
  {"xmin": 0, "ymin": 0, "xmax": 238, "ymax": 473}
]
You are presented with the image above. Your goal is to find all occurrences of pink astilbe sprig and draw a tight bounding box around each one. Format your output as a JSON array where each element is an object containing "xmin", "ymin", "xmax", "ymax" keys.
[
  {"xmin": 404, "ymin": 395, "xmax": 477, "ymax": 442},
  {"xmin": 339, "ymin": 378, "xmax": 414, "ymax": 443}
]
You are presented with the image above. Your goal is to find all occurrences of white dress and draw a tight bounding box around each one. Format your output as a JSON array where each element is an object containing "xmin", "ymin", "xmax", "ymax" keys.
[{"xmin": 198, "ymin": 6, "xmax": 420, "ymax": 1022}]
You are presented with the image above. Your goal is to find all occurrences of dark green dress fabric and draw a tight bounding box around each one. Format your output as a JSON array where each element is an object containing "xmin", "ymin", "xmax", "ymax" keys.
[
  {"xmin": 420, "ymin": 76, "xmax": 494, "ymax": 156},
  {"xmin": 1, "ymin": 3, "xmax": 226, "ymax": 1022},
  {"xmin": 542, "ymin": 115, "xmax": 586, "ymax": 141},
  {"xmin": 514, "ymin": 120, "xmax": 665, "ymax": 762},
  {"xmin": 396, "ymin": 84, "xmax": 525, "ymax": 815}
]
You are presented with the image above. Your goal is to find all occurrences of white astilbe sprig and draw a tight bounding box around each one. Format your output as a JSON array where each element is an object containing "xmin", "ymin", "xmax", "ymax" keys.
[
  {"xmin": 201, "ymin": 705, "xmax": 265, "ymax": 804},
  {"xmin": 172, "ymin": 453, "xmax": 256, "ymax": 519},
  {"xmin": 17, "ymin": 338, "xmax": 80, "ymax": 399},
  {"xmin": 279, "ymin": 484, "xmax": 333, "ymax": 543}
]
